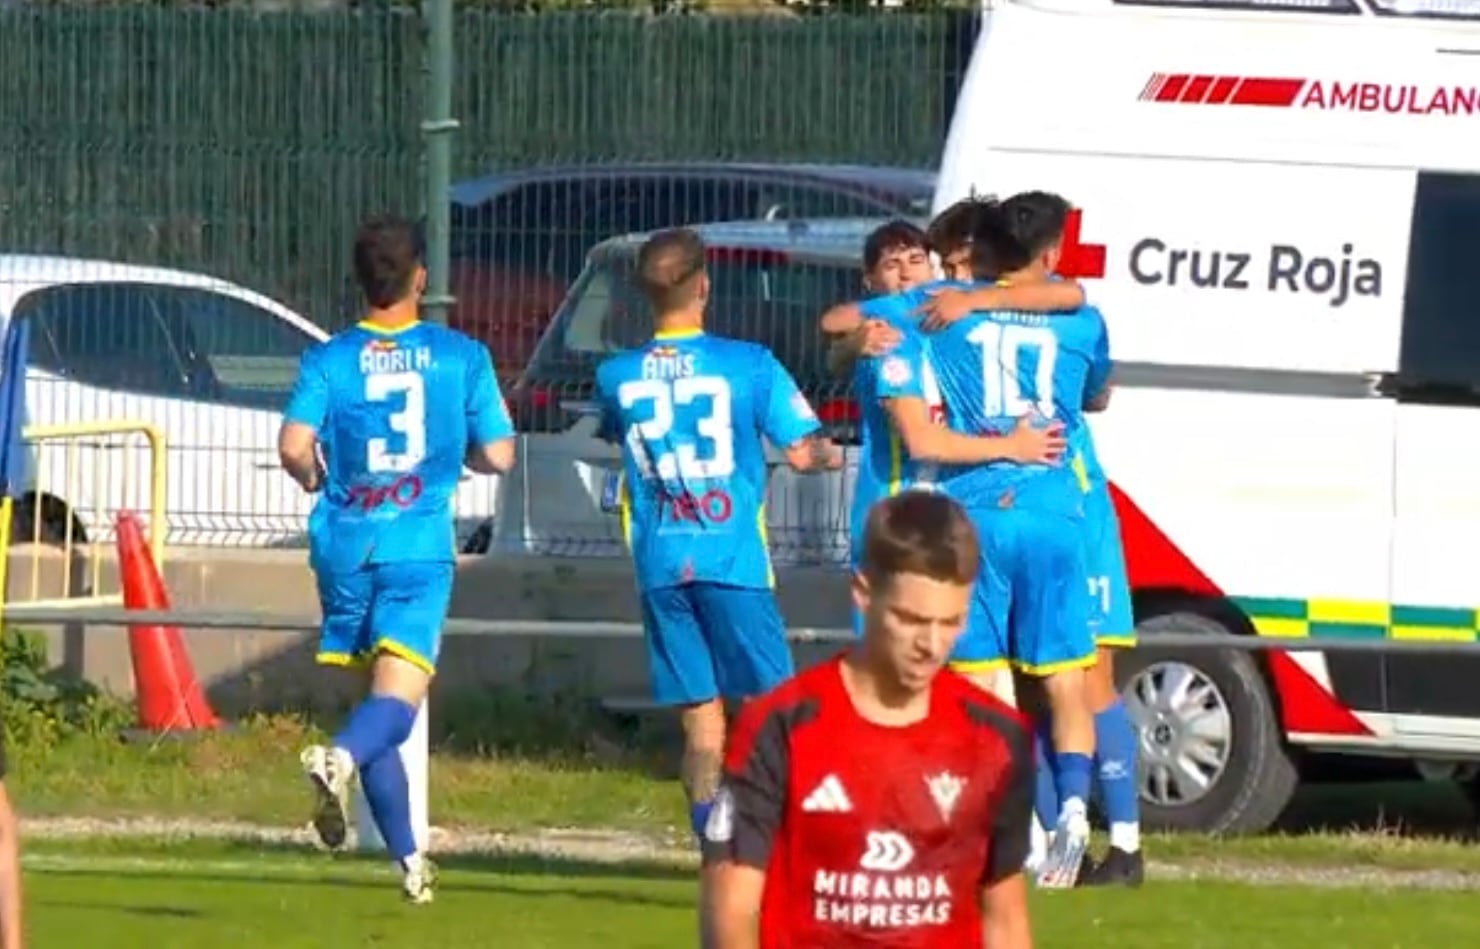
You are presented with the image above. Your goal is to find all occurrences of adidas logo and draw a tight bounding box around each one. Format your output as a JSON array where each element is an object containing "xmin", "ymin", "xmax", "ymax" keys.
[{"xmin": 801, "ymin": 774, "xmax": 853, "ymax": 813}]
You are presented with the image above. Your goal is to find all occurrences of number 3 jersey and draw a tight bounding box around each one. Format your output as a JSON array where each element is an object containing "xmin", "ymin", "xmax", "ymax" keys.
[
  {"xmin": 283, "ymin": 320, "xmax": 514, "ymax": 569},
  {"xmin": 595, "ymin": 329, "xmax": 821, "ymax": 593},
  {"xmin": 925, "ymin": 302, "xmax": 1110, "ymax": 516}
]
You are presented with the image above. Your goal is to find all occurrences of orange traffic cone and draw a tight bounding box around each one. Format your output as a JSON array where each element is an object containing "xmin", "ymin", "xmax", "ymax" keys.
[{"xmin": 116, "ymin": 511, "xmax": 220, "ymax": 731}]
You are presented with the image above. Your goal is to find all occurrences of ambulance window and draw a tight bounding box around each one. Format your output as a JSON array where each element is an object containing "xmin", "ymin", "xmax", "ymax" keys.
[{"xmin": 1396, "ymin": 173, "xmax": 1480, "ymax": 396}]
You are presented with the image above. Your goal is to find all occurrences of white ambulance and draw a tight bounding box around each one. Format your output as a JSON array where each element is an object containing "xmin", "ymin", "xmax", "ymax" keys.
[{"xmin": 936, "ymin": 0, "xmax": 1480, "ymax": 833}]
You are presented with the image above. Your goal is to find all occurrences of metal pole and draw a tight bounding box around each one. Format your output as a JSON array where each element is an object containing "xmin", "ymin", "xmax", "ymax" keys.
[{"xmin": 420, "ymin": 0, "xmax": 458, "ymax": 326}]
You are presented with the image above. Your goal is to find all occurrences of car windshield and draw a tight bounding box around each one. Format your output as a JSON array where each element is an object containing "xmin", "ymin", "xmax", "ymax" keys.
[{"xmin": 529, "ymin": 246, "xmax": 862, "ymax": 386}]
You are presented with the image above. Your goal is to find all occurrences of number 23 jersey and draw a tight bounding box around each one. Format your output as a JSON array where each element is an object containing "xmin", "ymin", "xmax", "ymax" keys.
[
  {"xmin": 595, "ymin": 329, "xmax": 820, "ymax": 593},
  {"xmin": 283, "ymin": 321, "xmax": 513, "ymax": 568}
]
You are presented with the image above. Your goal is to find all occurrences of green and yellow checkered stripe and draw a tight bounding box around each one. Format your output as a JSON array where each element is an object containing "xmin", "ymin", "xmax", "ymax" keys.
[{"xmin": 1234, "ymin": 596, "xmax": 1480, "ymax": 643}]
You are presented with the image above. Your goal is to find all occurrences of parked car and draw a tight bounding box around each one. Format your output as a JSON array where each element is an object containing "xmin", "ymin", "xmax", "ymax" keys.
[
  {"xmin": 1, "ymin": 256, "xmax": 504, "ymax": 551},
  {"xmin": 501, "ymin": 218, "xmax": 891, "ymax": 564},
  {"xmin": 446, "ymin": 163, "xmax": 936, "ymax": 385}
]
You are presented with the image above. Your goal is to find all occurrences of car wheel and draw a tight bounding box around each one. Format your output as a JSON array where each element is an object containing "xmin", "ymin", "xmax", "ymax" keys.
[{"xmin": 1116, "ymin": 610, "xmax": 1299, "ymax": 835}]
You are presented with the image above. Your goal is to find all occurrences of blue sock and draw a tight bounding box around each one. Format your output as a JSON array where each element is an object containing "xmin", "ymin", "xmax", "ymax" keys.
[
  {"xmin": 1055, "ymin": 752, "xmax": 1093, "ymax": 810},
  {"xmin": 689, "ymin": 801, "xmax": 714, "ymax": 845},
  {"xmin": 1095, "ymin": 700, "xmax": 1141, "ymax": 826},
  {"xmin": 333, "ymin": 694, "xmax": 417, "ymax": 768},
  {"xmin": 1033, "ymin": 725, "xmax": 1059, "ymax": 831},
  {"xmin": 360, "ymin": 747, "xmax": 417, "ymax": 862}
]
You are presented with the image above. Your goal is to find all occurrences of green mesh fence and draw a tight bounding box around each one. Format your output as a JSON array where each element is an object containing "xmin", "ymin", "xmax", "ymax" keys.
[{"xmin": 0, "ymin": 9, "xmax": 970, "ymax": 552}]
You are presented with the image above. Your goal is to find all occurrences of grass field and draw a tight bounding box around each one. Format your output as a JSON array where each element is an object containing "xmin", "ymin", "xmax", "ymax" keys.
[
  {"xmin": 22, "ymin": 837, "xmax": 1480, "ymax": 948},
  {"xmin": 9, "ymin": 713, "xmax": 1480, "ymax": 874}
]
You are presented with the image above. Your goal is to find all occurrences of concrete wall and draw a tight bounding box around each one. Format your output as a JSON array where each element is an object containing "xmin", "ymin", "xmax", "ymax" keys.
[{"xmin": 9, "ymin": 545, "xmax": 852, "ymax": 715}]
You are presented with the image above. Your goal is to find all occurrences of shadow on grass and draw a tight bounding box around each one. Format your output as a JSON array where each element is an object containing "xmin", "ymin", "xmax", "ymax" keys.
[
  {"xmin": 1274, "ymin": 778, "xmax": 1478, "ymax": 841},
  {"xmin": 32, "ymin": 900, "xmax": 204, "ymax": 919},
  {"xmin": 32, "ymin": 861, "xmax": 694, "ymax": 909}
]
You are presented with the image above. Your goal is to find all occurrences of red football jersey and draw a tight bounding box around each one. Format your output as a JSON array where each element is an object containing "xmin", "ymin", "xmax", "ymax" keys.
[{"xmin": 701, "ymin": 653, "xmax": 1033, "ymax": 948}]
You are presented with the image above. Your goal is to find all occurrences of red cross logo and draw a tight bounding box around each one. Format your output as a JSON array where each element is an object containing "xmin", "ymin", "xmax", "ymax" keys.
[{"xmin": 1054, "ymin": 208, "xmax": 1107, "ymax": 279}]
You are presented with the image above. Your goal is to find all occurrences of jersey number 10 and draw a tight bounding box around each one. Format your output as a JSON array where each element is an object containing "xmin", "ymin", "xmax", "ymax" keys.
[
  {"xmin": 617, "ymin": 376, "xmax": 735, "ymax": 480},
  {"xmin": 966, "ymin": 322, "xmax": 1058, "ymax": 419},
  {"xmin": 365, "ymin": 371, "xmax": 427, "ymax": 473}
]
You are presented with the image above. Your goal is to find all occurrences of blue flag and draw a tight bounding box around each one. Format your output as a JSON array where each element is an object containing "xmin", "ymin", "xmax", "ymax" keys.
[{"xmin": 0, "ymin": 317, "xmax": 30, "ymax": 500}]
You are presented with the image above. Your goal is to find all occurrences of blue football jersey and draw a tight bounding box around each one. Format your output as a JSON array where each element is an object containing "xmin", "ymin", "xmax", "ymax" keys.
[
  {"xmin": 1069, "ymin": 316, "xmax": 1113, "ymax": 491},
  {"xmin": 283, "ymin": 320, "xmax": 514, "ymax": 568},
  {"xmin": 929, "ymin": 302, "xmax": 1110, "ymax": 515},
  {"xmin": 849, "ymin": 284, "xmax": 959, "ymax": 562},
  {"xmin": 595, "ymin": 329, "xmax": 821, "ymax": 593}
]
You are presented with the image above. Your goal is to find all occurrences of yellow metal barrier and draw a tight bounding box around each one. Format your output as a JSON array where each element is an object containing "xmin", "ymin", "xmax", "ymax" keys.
[{"xmin": 0, "ymin": 420, "xmax": 167, "ymax": 611}]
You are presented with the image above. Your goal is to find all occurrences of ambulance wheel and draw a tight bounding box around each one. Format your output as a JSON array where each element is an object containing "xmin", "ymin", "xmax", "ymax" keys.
[{"xmin": 1116, "ymin": 611, "xmax": 1299, "ymax": 835}]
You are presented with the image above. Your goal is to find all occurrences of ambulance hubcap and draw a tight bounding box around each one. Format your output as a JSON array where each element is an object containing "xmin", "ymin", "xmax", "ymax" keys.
[{"xmin": 1124, "ymin": 661, "xmax": 1233, "ymax": 808}]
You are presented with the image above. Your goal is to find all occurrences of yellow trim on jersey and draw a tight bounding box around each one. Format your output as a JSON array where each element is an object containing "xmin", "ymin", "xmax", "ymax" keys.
[
  {"xmin": 357, "ymin": 319, "xmax": 421, "ymax": 335},
  {"xmin": 617, "ymin": 473, "xmax": 633, "ymax": 549},
  {"xmin": 1095, "ymin": 634, "xmax": 1137, "ymax": 649},
  {"xmin": 1011, "ymin": 653, "xmax": 1098, "ymax": 676},
  {"xmin": 316, "ymin": 651, "xmax": 357, "ymax": 668},
  {"xmin": 887, "ymin": 429, "xmax": 905, "ymax": 497},
  {"xmin": 949, "ymin": 658, "xmax": 1009, "ymax": 673},
  {"xmin": 1070, "ymin": 451, "xmax": 1091, "ymax": 493},
  {"xmin": 654, "ymin": 328, "xmax": 703, "ymax": 341}
]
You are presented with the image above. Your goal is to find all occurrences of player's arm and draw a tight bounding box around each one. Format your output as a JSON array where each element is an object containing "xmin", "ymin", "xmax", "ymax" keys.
[
  {"xmin": 918, "ymin": 280, "xmax": 1086, "ymax": 331},
  {"xmin": 701, "ymin": 705, "xmax": 789, "ymax": 949},
  {"xmin": 757, "ymin": 351, "xmax": 843, "ymax": 473},
  {"xmin": 819, "ymin": 299, "xmax": 864, "ymax": 337},
  {"xmin": 0, "ymin": 741, "xmax": 21, "ymax": 949},
  {"xmin": 885, "ymin": 398, "xmax": 1063, "ymax": 466},
  {"xmin": 979, "ymin": 720, "xmax": 1035, "ymax": 949},
  {"xmin": 464, "ymin": 343, "xmax": 517, "ymax": 475},
  {"xmin": 825, "ymin": 319, "xmax": 901, "ymax": 379},
  {"xmin": 278, "ymin": 346, "xmax": 328, "ymax": 493}
]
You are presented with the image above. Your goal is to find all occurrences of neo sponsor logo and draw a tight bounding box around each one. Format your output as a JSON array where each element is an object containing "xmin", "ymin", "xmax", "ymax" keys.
[{"xmin": 1128, "ymin": 239, "xmax": 1382, "ymax": 308}]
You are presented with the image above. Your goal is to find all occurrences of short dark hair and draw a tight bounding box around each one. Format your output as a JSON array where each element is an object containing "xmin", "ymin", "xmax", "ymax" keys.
[
  {"xmin": 636, "ymin": 228, "xmax": 707, "ymax": 314},
  {"xmin": 1004, "ymin": 190, "xmax": 1072, "ymax": 257},
  {"xmin": 353, "ymin": 215, "xmax": 424, "ymax": 309},
  {"xmin": 969, "ymin": 191, "xmax": 1071, "ymax": 279},
  {"xmin": 860, "ymin": 492, "xmax": 979, "ymax": 588},
  {"xmin": 927, "ymin": 197, "xmax": 993, "ymax": 258},
  {"xmin": 862, "ymin": 220, "xmax": 929, "ymax": 272}
]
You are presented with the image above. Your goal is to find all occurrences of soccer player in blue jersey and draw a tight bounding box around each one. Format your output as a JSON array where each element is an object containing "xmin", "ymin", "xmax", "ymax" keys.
[
  {"xmin": 924, "ymin": 193, "xmax": 1112, "ymax": 889},
  {"xmin": 920, "ymin": 194, "xmax": 1143, "ymax": 886},
  {"xmin": 593, "ymin": 228, "xmax": 844, "ymax": 864},
  {"xmin": 278, "ymin": 216, "xmax": 516, "ymax": 903},
  {"xmin": 820, "ymin": 222, "xmax": 1071, "ymax": 666}
]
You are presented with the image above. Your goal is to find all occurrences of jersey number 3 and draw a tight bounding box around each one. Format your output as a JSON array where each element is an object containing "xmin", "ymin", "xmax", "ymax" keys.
[
  {"xmin": 617, "ymin": 377, "xmax": 734, "ymax": 480},
  {"xmin": 966, "ymin": 322, "xmax": 1058, "ymax": 418},
  {"xmin": 365, "ymin": 371, "xmax": 427, "ymax": 473}
]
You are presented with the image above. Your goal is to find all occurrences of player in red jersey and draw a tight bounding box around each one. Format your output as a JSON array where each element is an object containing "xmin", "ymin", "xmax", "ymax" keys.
[{"xmin": 701, "ymin": 490, "xmax": 1034, "ymax": 949}]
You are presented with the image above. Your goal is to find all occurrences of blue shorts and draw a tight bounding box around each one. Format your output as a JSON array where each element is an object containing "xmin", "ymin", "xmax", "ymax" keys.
[
  {"xmin": 313, "ymin": 559, "xmax": 454, "ymax": 674},
  {"xmin": 1084, "ymin": 480, "xmax": 1135, "ymax": 648},
  {"xmin": 967, "ymin": 506, "xmax": 1093, "ymax": 676},
  {"xmin": 640, "ymin": 582, "xmax": 793, "ymax": 706}
]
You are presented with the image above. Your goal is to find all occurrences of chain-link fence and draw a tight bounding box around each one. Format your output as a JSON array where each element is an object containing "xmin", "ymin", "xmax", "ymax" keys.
[{"xmin": 0, "ymin": 8, "xmax": 977, "ymax": 554}]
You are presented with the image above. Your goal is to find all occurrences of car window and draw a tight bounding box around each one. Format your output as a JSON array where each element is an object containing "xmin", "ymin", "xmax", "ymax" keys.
[
  {"xmin": 530, "ymin": 248, "xmax": 859, "ymax": 387},
  {"xmin": 154, "ymin": 287, "xmax": 318, "ymax": 410},
  {"xmin": 756, "ymin": 185, "xmax": 897, "ymax": 220},
  {"xmin": 451, "ymin": 176, "xmax": 772, "ymax": 287},
  {"xmin": 1397, "ymin": 172, "xmax": 1480, "ymax": 397},
  {"xmin": 16, "ymin": 283, "xmax": 191, "ymax": 397}
]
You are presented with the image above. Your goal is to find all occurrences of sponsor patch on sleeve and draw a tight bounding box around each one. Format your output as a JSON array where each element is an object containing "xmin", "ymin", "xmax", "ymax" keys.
[{"xmin": 880, "ymin": 355, "xmax": 912, "ymax": 387}]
